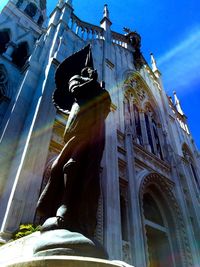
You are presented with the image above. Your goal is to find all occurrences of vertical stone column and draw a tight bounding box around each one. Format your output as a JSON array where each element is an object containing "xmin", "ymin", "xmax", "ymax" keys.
[
  {"xmin": 181, "ymin": 163, "xmax": 200, "ymax": 224},
  {"xmin": 102, "ymin": 106, "xmax": 122, "ymax": 260},
  {"xmin": 0, "ymin": 0, "xmax": 73, "ymax": 239},
  {"xmin": 125, "ymin": 131, "xmax": 147, "ymax": 267},
  {"xmin": 0, "ymin": 65, "xmax": 43, "ymax": 241},
  {"xmin": 129, "ymin": 97, "xmax": 137, "ymax": 140},
  {"xmin": 0, "ymin": 60, "xmax": 57, "ymax": 241},
  {"xmin": 171, "ymin": 161, "xmax": 200, "ymax": 267},
  {"xmin": 20, "ymin": 61, "xmax": 58, "ymax": 224}
]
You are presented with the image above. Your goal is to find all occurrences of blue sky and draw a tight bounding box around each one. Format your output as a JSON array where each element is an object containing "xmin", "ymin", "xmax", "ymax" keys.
[{"xmin": 1, "ymin": 0, "xmax": 200, "ymax": 148}]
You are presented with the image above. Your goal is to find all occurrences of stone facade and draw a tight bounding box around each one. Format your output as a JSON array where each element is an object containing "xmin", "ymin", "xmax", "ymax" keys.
[{"xmin": 0, "ymin": 1, "xmax": 200, "ymax": 266}]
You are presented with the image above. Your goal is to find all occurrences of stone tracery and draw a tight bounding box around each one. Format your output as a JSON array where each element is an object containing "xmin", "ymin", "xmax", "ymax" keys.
[{"xmin": 124, "ymin": 73, "xmax": 164, "ymax": 159}]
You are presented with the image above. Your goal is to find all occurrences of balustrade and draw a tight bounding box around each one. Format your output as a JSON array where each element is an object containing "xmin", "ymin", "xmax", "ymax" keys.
[
  {"xmin": 69, "ymin": 14, "xmax": 103, "ymax": 41},
  {"xmin": 112, "ymin": 31, "xmax": 128, "ymax": 48},
  {"xmin": 68, "ymin": 13, "xmax": 130, "ymax": 49}
]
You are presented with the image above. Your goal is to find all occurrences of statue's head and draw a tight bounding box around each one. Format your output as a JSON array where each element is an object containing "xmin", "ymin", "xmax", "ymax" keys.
[
  {"xmin": 81, "ymin": 67, "xmax": 98, "ymax": 81},
  {"xmin": 68, "ymin": 75, "xmax": 82, "ymax": 94},
  {"xmin": 53, "ymin": 45, "xmax": 96, "ymax": 110},
  {"xmin": 68, "ymin": 67, "xmax": 98, "ymax": 95}
]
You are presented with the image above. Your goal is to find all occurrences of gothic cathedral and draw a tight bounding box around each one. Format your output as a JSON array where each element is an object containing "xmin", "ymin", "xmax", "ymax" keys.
[{"xmin": 0, "ymin": 1, "xmax": 199, "ymax": 266}]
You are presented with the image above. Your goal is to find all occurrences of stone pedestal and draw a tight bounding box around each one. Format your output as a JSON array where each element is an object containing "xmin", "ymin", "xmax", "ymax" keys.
[
  {"xmin": 0, "ymin": 232, "xmax": 134, "ymax": 267},
  {"xmin": 4, "ymin": 256, "xmax": 133, "ymax": 267},
  {"xmin": 33, "ymin": 229, "xmax": 108, "ymax": 259}
]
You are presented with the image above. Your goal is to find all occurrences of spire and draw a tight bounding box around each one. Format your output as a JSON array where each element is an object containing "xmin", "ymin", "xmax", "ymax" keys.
[
  {"xmin": 150, "ymin": 52, "xmax": 161, "ymax": 78},
  {"xmin": 65, "ymin": 0, "xmax": 73, "ymax": 6},
  {"xmin": 57, "ymin": 0, "xmax": 72, "ymax": 8},
  {"xmin": 150, "ymin": 52, "xmax": 158, "ymax": 72},
  {"xmin": 103, "ymin": 4, "xmax": 110, "ymax": 19},
  {"xmin": 173, "ymin": 91, "xmax": 184, "ymax": 115},
  {"xmin": 57, "ymin": 0, "xmax": 64, "ymax": 5},
  {"xmin": 100, "ymin": 4, "xmax": 112, "ymax": 28}
]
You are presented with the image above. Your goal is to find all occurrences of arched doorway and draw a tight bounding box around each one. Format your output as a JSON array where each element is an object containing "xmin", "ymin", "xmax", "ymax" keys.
[
  {"xmin": 143, "ymin": 192, "xmax": 174, "ymax": 267},
  {"xmin": 140, "ymin": 173, "xmax": 193, "ymax": 267}
]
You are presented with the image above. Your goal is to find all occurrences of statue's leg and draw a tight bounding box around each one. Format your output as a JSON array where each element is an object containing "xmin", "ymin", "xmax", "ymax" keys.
[
  {"xmin": 39, "ymin": 159, "xmax": 75, "ymax": 232},
  {"xmin": 51, "ymin": 136, "xmax": 88, "ymax": 230},
  {"xmin": 55, "ymin": 158, "xmax": 77, "ymax": 225},
  {"xmin": 40, "ymin": 135, "xmax": 92, "ymax": 233},
  {"xmin": 39, "ymin": 137, "xmax": 77, "ymax": 231},
  {"xmin": 77, "ymin": 161, "xmax": 100, "ymax": 237},
  {"xmin": 76, "ymin": 138, "xmax": 104, "ymax": 238}
]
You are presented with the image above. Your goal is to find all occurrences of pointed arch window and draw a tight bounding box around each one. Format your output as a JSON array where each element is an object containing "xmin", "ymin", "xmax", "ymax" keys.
[
  {"xmin": 120, "ymin": 194, "xmax": 129, "ymax": 242},
  {"xmin": 123, "ymin": 93, "xmax": 144, "ymax": 146},
  {"xmin": 133, "ymin": 104, "xmax": 143, "ymax": 145},
  {"xmin": 16, "ymin": 0, "xmax": 23, "ymax": 8},
  {"xmin": 119, "ymin": 181, "xmax": 132, "ymax": 264},
  {"xmin": 37, "ymin": 15, "xmax": 44, "ymax": 26},
  {"xmin": 123, "ymin": 97, "xmax": 132, "ymax": 131},
  {"xmin": 152, "ymin": 119, "xmax": 163, "ymax": 160},
  {"xmin": 12, "ymin": 42, "xmax": 29, "ymax": 69},
  {"xmin": 24, "ymin": 3, "xmax": 37, "ymax": 18},
  {"xmin": 144, "ymin": 112, "xmax": 155, "ymax": 154},
  {"xmin": 144, "ymin": 104, "xmax": 164, "ymax": 159},
  {"xmin": 127, "ymin": 98, "xmax": 132, "ymax": 128},
  {"xmin": 0, "ymin": 30, "xmax": 10, "ymax": 55},
  {"xmin": 124, "ymin": 76, "xmax": 165, "ymax": 156},
  {"xmin": 183, "ymin": 145, "xmax": 200, "ymax": 190},
  {"xmin": 190, "ymin": 164, "xmax": 199, "ymax": 189}
]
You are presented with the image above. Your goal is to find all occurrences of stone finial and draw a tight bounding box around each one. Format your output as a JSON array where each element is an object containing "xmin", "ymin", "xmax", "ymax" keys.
[
  {"xmin": 100, "ymin": 4, "xmax": 112, "ymax": 30},
  {"xmin": 173, "ymin": 91, "xmax": 184, "ymax": 115},
  {"xmin": 150, "ymin": 52, "xmax": 158, "ymax": 72},
  {"xmin": 150, "ymin": 52, "xmax": 162, "ymax": 78},
  {"xmin": 66, "ymin": 0, "xmax": 72, "ymax": 5},
  {"xmin": 58, "ymin": 0, "xmax": 72, "ymax": 7},
  {"xmin": 103, "ymin": 4, "xmax": 110, "ymax": 19}
]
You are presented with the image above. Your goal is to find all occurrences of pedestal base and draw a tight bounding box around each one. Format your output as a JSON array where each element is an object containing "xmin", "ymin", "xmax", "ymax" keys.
[
  {"xmin": 33, "ymin": 229, "xmax": 108, "ymax": 259},
  {"xmin": 5, "ymin": 256, "xmax": 133, "ymax": 267},
  {"xmin": 0, "ymin": 233, "xmax": 134, "ymax": 267}
]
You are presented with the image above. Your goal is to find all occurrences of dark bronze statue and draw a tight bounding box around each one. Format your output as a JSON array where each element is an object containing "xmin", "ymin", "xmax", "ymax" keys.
[{"xmin": 36, "ymin": 45, "xmax": 111, "ymax": 244}]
